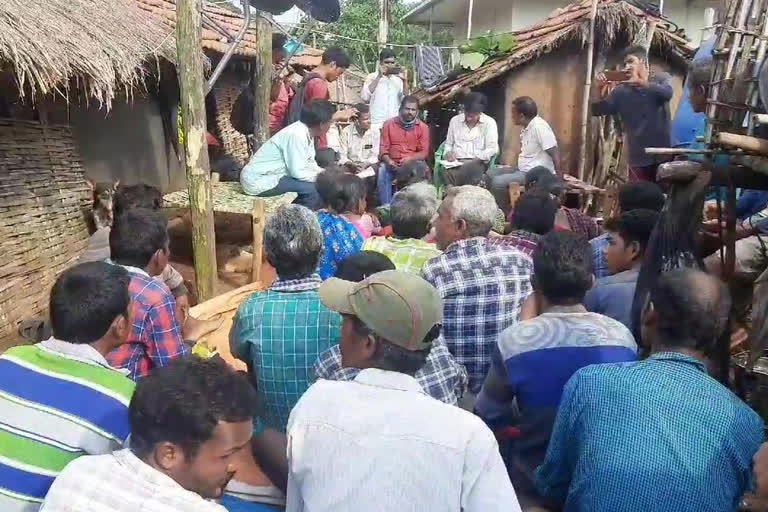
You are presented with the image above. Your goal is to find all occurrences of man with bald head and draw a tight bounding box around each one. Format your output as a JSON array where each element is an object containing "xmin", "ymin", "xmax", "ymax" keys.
[{"xmin": 536, "ymin": 269, "xmax": 764, "ymax": 512}]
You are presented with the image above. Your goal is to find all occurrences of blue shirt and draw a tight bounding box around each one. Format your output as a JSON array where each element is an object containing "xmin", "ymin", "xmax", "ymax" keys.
[
  {"xmin": 316, "ymin": 211, "xmax": 364, "ymax": 280},
  {"xmin": 589, "ymin": 233, "xmax": 609, "ymax": 279},
  {"xmin": 584, "ymin": 268, "xmax": 639, "ymax": 330},
  {"xmin": 536, "ymin": 352, "xmax": 764, "ymax": 512}
]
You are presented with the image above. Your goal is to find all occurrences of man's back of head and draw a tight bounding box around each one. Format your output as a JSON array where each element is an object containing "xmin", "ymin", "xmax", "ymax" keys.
[
  {"xmin": 109, "ymin": 208, "xmax": 169, "ymax": 273},
  {"xmin": 434, "ymin": 185, "xmax": 498, "ymax": 249},
  {"xmin": 618, "ymin": 182, "xmax": 665, "ymax": 213},
  {"xmin": 390, "ymin": 184, "xmax": 439, "ymax": 240},
  {"xmin": 114, "ymin": 184, "xmax": 162, "ymax": 218},
  {"xmin": 533, "ymin": 231, "xmax": 593, "ymax": 306},
  {"xmin": 264, "ymin": 204, "xmax": 323, "ymax": 280},
  {"xmin": 514, "ymin": 190, "xmax": 559, "ymax": 235}
]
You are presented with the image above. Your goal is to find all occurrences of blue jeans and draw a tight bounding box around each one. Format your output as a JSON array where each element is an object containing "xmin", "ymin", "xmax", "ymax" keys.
[
  {"xmin": 261, "ymin": 176, "xmax": 320, "ymax": 210},
  {"xmin": 377, "ymin": 163, "xmax": 394, "ymax": 205}
]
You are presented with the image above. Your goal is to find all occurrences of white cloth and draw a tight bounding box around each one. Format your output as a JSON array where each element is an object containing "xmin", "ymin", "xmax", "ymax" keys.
[
  {"xmin": 40, "ymin": 449, "xmax": 226, "ymax": 512},
  {"xmin": 443, "ymin": 113, "xmax": 499, "ymax": 161},
  {"xmin": 285, "ymin": 368, "xmax": 521, "ymax": 512},
  {"xmin": 240, "ymin": 121, "xmax": 323, "ymax": 195},
  {"xmin": 361, "ymin": 73, "xmax": 404, "ymax": 125},
  {"xmin": 518, "ymin": 115, "xmax": 558, "ymax": 173},
  {"xmin": 338, "ymin": 124, "xmax": 381, "ymax": 168}
]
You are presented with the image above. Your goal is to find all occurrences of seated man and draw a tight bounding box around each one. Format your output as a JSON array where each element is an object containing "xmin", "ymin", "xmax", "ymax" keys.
[
  {"xmin": 443, "ymin": 92, "xmax": 499, "ymax": 187},
  {"xmin": 424, "ymin": 185, "xmax": 534, "ymax": 396},
  {"xmin": 0, "ymin": 262, "xmax": 135, "ymax": 511},
  {"xmin": 536, "ymin": 269, "xmax": 764, "ymax": 512},
  {"xmin": 585, "ymin": 209, "xmax": 659, "ymax": 329},
  {"xmin": 364, "ymin": 182, "xmax": 442, "ymax": 274},
  {"xmin": 107, "ymin": 208, "xmax": 195, "ymax": 380},
  {"xmin": 477, "ymin": 232, "xmax": 636, "ymax": 504},
  {"xmin": 313, "ymin": 252, "xmax": 468, "ymax": 405},
  {"xmin": 378, "ymin": 95, "xmax": 430, "ymax": 205},
  {"xmin": 491, "ymin": 189, "xmax": 559, "ymax": 257},
  {"xmin": 288, "ymin": 270, "xmax": 521, "ymax": 511},
  {"xmin": 338, "ymin": 104, "xmax": 380, "ymax": 177},
  {"xmin": 590, "ymin": 181, "xmax": 665, "ymax": 278},
  {"xmin": 231, "ymin": 204, "xmax": 341, "ymax": 432},
  {"xmin": 241, "ymin": 100, "xmax": 336, "ymax": 209},
  {"xmin": 41, "ymin": 357, "xmax": 256, "ymax": 511}
]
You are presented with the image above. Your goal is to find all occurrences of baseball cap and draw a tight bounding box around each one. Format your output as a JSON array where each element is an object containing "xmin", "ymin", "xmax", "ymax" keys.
[{"xmin": 319, "ymin": 270, "xmax": 442, "ymax": 351}]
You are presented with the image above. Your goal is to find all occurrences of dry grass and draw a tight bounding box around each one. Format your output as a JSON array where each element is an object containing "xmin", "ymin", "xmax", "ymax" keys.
[{"xmin": 0, "ymin": 0, "xmax": 176, "ymax": 108}]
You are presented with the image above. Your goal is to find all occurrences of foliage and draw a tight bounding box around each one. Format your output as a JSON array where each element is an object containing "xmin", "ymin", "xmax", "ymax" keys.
[
  {"xmin": 292, "ymin": 0, "xmax": 453, "ymax": 74},
  {"xmin": 458, "ymin": 32, "xmax": 518, "ymax": 70}
]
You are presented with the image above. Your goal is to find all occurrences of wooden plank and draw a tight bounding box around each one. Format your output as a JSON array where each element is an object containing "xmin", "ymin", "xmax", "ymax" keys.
[{"xmin": 251, "ymin": 198, "xmax": 265, "ymax": 284}]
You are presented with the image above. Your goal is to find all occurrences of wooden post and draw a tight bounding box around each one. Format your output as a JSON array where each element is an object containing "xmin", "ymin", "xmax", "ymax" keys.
[
  {"xmin": 379, "ymin": 0, "xmax": 390, "ymax": 47},
  {"xmin": 251, "ymin": 199, "xmax": 265, "ymax": 284},
  {"xmin": 252, "ymin": 13, "xmax": 272, "ymax": 150},
  {"xmin": 466, "ymin": 0, "xmax": 474, "ymax": 40},
  {"xmin": 177, "ymin": 0, "xmax": 217, "ymax": 301},
  {"xmin": 577, "ymin": 0, "xmax": 599, "ymax": 180}
]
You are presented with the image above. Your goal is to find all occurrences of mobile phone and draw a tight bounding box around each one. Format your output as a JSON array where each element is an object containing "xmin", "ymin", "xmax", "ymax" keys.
[
  {"xmin": 603, "ymin": 70, "xmax": 628, "ymax": 82},
  {"xmin": 388, "ymin": 66, "xmax": 403, "ymax": 75}
]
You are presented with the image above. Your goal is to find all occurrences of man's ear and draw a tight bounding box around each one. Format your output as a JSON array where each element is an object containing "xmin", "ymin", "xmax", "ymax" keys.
[
  {"xmin": 629, "ymin": 241, "xmax": 642, "ymax": 261},
  {"xmin": 641, "ymin": 297, "xmax": 656, "ymax": 328},
  {"xmin": 152, "ymin": 442, "xmax": 185, "ymax": 472},
  {"xmin": 111, "ymin": 313, "xmax": 130, "ymax": 343},
  {"xmin": 361, "ymin": 333, "xmax": 378, "ymax": 360},
  {"xmin": 589, "ymin": 273, "xmax": 596, "ymax": 290}
]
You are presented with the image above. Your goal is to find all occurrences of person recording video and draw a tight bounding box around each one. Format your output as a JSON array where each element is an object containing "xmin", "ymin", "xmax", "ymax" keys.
[{"xmin": 362, "ymin": 48, "xmax": 408, "ymax": 125}]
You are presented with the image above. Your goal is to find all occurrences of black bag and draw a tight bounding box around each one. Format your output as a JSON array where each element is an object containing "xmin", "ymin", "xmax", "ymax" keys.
[
  {"xmin": 230, "ymin": 84, "xmax": 254, "ymax": 136},
  {"xmin": 285, "ymin": 73, "xmax": 324, "ymax": 125}
]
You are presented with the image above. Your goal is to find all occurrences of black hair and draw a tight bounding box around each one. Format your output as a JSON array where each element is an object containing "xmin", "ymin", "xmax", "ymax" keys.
[
  {"xmin": 50, "ymin": 262, "xmax": 131, "ymax": 344},
  {"xmin": 272, "ymin": 33, "xmax": 287, "ymax": 51},
  {"xmin": 335, "ymin": 251, "xmax": 395, "ymax": 282},
  {"xmin": 348, "ymin": 315, "xmax": 434, "ymax": 376},
  {"xmin": 114, "ymin": 184, "xmax": 162, "ymax": 218},
  {"xmin": 514, "ymin": 189, "xmax": 559, "ymax": 235},
  {"xmin": 299, "ymin": 99, "xmax": 335, "ymax": 128},
  {"xmin": 110, "ymin": 208, "xmax": 169, "ymax": 268},
  {"xmin": 321, "ymin": 46, "xmax": 351, "ymax": 68},
  {"xmin": 317, "ymin": 170, "xmax": 365, "ymax": 213},
  {"xmin": 604, "ymin": 209, "xmax": 659, "ymax": 255},
  {"xmin": 315, "ymin": 148, "xmax": 339, "ymax": 168},
  {"xmin": 379, "ymin": 48, "xmax": 396, "ymax": 62},
  {"xmin": 355, "ymin": 103, "xmax": 370, "ymax": 115},
  {"xmin": 400, "ymin": 95, "xmax": 420, "ymax": 109},
  {"xmin": 533, "ymin": 231, "xmax": 593, "ymax": 305},
  {"xmin": 512, "ymin": 96, "xmax": 538, "ymax": 119},
  {"xmin": 462, "ymin": 92, "xmax": 488, "ymax": 114},
  {"xmin": 527, "ymin": 171, "xmax": 565, "ymax": 199},
  {"xmin": 622, "ymin": 45, "xmax": 648, "ymax": 64},
  {"xmin": 451, "ymin": 160, "xmax": 487, "ymax": 186},
  {"xmin": 524, "ymin": 166, "xmax": 555, "ymax": 190},
  {"xmin": 618, "ymin": 181, "xmax": 665, "ymax": 212},
  {"xmin": 129, "ymin": 356, "xmax": 257, "ymax": 459},
  {"xmin": 394, "ymin": 160, "xmax": 429, "ymax": 190},
  {"xmin": 648, "ymin": 268, "xmax": 730, "ymax": 354}
]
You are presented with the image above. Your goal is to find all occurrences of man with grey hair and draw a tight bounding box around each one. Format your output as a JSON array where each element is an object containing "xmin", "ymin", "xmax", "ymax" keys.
[
  {"xmin": 424, "ymin": 185, "xmax": 534, "ymax": 398},
  {"xmin": 364, "ymin": 183, "xmax": 442, "ymax": 274},
  {"xmin": 231, "ymin": 204, "xmax": 342, "ymax": 433}
]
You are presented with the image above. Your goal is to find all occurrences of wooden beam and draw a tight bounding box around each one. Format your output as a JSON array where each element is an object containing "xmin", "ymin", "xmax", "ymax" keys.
[
  {"xmin": 251, "ymin": 199, "xmax": 265, "ymax": 285},
  {"xmin": 177, "ymin": 0, "xmax": 217, "ymax": 300},
  {"xmin": 576, "ymin": 0, "xmax": 598, "ymax": 181},
  {"xmin": 252, "ymin": 13, "xmax": 272, "ymax": 150}
]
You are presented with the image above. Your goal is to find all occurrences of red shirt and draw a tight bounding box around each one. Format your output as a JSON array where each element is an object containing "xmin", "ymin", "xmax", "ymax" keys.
[
  {"xmin": 304, "ymin": 78, "xmax": 330, "ymax": 149},
  {"xmin": 269, "ymin": 82, "xmax": 293, "ymax": 135},
  {"xmin": 379, "ymin": 119, "xmax": 430, "ymax": 167}
]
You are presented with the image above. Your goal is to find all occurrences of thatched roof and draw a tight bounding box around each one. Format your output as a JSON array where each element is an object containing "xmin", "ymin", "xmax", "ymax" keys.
[
  {"xmin": 415, "ymin": 0, "xmax": 696, "ymax": 106},
  {"xmin": 0, "ymin": 0, "xmax": 175, "ymax": 107}
]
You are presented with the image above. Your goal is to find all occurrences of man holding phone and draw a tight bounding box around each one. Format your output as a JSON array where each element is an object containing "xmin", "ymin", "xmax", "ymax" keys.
[
  {"xmin": 362, "ymin": 48, "xmax": 408, "ymax": 125},
  {"xmin": 592, "ymin": 45, "xmax": 673, "ymax": 183}
]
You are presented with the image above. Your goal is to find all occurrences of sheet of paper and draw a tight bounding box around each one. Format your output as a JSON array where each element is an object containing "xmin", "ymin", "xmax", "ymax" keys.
[
  {"xmin": 439, "ymin": 159, "xmax": 463, "ymax": 169},
  {"xmin": 357, "ymin": 168, "xmax": 376, "ymax": 178}
]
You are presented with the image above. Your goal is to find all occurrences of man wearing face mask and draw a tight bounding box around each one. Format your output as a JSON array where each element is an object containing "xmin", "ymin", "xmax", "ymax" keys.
[
  {"xmin": 378, "ymin": 96, "xmax": 430, "ymax": 205},
  {"xmin": 40, "ymin": 356, "xmax": 258, "ymax": 512}
]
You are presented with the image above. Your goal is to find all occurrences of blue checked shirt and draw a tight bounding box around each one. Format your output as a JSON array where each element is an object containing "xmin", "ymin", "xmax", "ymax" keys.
[
  {"xmin": 536, "ymin": 352, "xmax": 765, "ymax": 512},
  {"xmin": 590, "ymin": 232, "xmax": 610, "ymax": 279},
  {"xmin": 230, "ymin": 275, "xmax": 341, "ymax": 432},
  {"xmin": 312, "ymin": 336, "xmax": 468, "ymax": 405},
  {"xmin": 421, "ymin": 237, "xmax": 534, "ymax": 393}
]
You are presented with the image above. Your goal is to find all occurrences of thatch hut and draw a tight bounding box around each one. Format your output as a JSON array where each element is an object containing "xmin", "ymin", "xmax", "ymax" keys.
[{"xmin": 415, "ymin": 0, "xmax": 696, "ymax": 182}]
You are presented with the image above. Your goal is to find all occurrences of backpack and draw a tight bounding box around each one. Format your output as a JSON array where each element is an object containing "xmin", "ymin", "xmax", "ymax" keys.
[{"xmin": 285, "ymin": 73, "xmax": 324, "ymax": 125}]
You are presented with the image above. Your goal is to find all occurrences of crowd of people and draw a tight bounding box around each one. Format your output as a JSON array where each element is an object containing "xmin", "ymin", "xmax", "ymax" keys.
[{"xmin": 4, "ymin": 34, "xmax": 768, "ymax": 512}]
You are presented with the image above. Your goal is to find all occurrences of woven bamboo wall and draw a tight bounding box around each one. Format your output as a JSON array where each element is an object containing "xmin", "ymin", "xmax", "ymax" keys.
[
  {"xmin": 0, "ymin": 119, "xmax": 91, "ymax": 344},
  {"xmin": 212, "ymin": 76, "xmax": 250, "ymax": 167}
]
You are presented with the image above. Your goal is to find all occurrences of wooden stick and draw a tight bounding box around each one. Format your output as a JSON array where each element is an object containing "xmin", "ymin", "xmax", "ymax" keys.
[
  {"xmin": 576, "ymin": 0, "xmax": 599, "ymax": 181},
  {"xmin": 645, "ymin": 147, "xmax": 715, "ymax": 155},
  {"xmin": 251, "ymin": 199, "xmax": 265, "ymax": 285},
  {"xmin": 714, "ymin": 131, "xmax": 768, "ymax": 155}
]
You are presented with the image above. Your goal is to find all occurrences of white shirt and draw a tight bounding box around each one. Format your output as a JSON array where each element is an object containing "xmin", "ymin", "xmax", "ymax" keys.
[
  {"xmin": 338, "ymin": 123, "xmax": 381, "ymax": 168},
  {"xmin": 40, "ymin": 449, "xmax": 226, "ymax": 512},
  {"xmin": 240, "ymin": 121, "xmax": 323, "ymax": 196},
  {"xmin": 518, "ymin": 115, "xmax": 558, "ymax": 173},
  {"xmin": 444, "ymin": 113, "xmax": 499, "ymax": 161},
  {"xmin": 286, "ymin": 368, "xmax": 521, "ymax": 512},
  {"xmin": 361, "ymin": 73, "xmax": 404, "ymax": 125}
]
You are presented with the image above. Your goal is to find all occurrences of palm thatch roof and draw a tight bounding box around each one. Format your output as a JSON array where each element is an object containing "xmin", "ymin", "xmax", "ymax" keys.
[
  {"xmin": 0, "ymin": 0, "xmax": 175, "ymax": 107},
  {"xmin": 415, "ymin": 0, "xmax": 696, "ymax": 106}
]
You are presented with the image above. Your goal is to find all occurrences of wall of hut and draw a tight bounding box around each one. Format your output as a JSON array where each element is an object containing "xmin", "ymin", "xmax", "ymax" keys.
[{"xmin": 210, "ymin": 71, "xmax": 251, "ymax": 167}]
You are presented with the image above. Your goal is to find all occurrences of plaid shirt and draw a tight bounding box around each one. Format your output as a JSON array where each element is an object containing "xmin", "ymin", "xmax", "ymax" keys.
[
  {"xmin": 312, "ymin": 336, "xmax": 467, "ymax": 405},
  {"xmin": 489, "ymin": 230, "xmax": 541, "ymax": 257},
  {"xmin": 421, "ymin": 238, "xmax": 533, "ymax": 393},
  {"xmin": 106, "ymin": 266, "xmax": 188, "ymax": 381},
  {"xmin": 230, "ymin": 275, "xmax": 341, "ymax": 432},
  {"xmin": 363, "ymin": 236, "xmax": 443, "ymax": 275},
  {"xmin": 590, "ymin": 233, "xmax": 610, "ymax": 279}
]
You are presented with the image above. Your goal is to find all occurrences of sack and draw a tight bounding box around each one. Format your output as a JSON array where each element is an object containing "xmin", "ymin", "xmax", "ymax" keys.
[{"xmin": 230, "ymin": 85, "xmax": 254, "ymax": 136}]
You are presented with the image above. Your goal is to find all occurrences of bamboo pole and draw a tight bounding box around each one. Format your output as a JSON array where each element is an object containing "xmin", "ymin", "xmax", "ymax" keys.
[
  {"xmin": 177, "ymin": 0, "xmax": 217, "ymax": 300},
  {"xmin": 576, "ymin": 0, "xmax": 598, "ymax": 180},
  {"xmin": 252, "ymin": 13, "xmax": 272, "ymax": 150},
  {"xmin": 251, "ymin": 199, "xmax": 265, "ymax": 285}
]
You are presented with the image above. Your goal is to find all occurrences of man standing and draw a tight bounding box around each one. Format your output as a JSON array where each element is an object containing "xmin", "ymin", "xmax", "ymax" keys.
[
  {"xmin": 287, "ymin": 270, "xmax": 521, "ymax": 511},
  {"xmin": 361, "ymin": 48, "xmax": 407, "ymax": 125},
  {"xmin": 338, "ymin": 104, "xmax": 380, "ymax": 177},
  {"xmin": 443, "ymin": 92, "xmax": 499, "ymax": 187},
  {"xmin": 593, "ymin": 46, "xmax": 673, "ymax": 182},
  {"xmin": 486, "ymin": 96, "xmax": 560, "ymax": 214},
  {"xmin": 536, "ymin": 269, "xmax": 763, "ymax": 512},
  {"xmin": 378, "ymin": 96, "xmax": 430, "ymax": 205}
]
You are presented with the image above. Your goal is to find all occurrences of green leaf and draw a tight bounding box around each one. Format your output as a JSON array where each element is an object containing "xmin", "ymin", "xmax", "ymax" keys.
[
  {"xmin": 495, "ymin": 34, "xmax": 518, "ymax": 53},
  {"xmin": 459, "ymin": 52, "xmax": 487, "ymax": 70}
]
